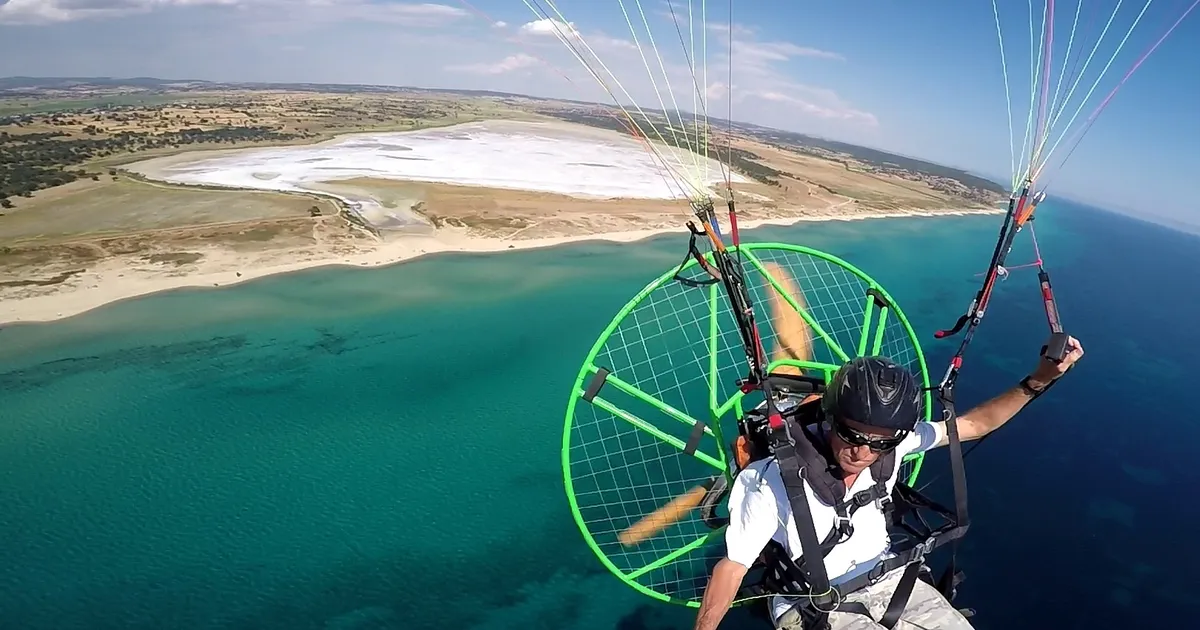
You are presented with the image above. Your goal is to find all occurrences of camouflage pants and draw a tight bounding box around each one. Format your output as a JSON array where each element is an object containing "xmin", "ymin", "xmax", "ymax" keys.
[{"xmin": 771, "ymin": 565, "xmax": 976, "ymax": 630}]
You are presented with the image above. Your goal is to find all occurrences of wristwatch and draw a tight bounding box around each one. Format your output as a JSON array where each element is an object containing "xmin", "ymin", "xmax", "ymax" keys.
[{"xmin": 1018, "ymin": 375, "xmax": 1047, "ymax": 397}]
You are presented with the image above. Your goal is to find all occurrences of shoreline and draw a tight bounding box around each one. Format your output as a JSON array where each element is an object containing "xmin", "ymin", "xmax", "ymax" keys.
[{"xmin": 0, "ymin": 206, "xmax": 1002, "ymax": 327}]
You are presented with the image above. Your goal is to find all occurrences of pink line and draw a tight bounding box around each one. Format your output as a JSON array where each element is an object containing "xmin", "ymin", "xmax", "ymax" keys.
[
  {"xmin": 1034, "ymin": 0, "xmax": 1056, "ymax": 159},
  {"xmin": 1050, "ymin": 0, "xmax": 1200, "ymax": 173},
  {"xmin": 973, "ymin": 262, "xmax": 1040, "ymax": 278},
  {"xmin": 1028, "ymin": 220, "xmax": 1043, "ymax": 266}
]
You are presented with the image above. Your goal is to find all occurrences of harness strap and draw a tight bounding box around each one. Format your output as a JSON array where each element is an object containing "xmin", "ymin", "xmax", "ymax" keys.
[
  {"xmin": 768, "ymin": 422, "xmax": 837, "ymax": 610},
  {"xmin": 747, "ymin": 385, "xmax": 972, "ymax": 626},
  {"xmin": 935, "ymin": 384, "xmax": 971, "ymax": 602},
  {"xmin": 834, "ymin": 561, "xmax": 923, "ymax": 629},
  {"xmin": 818, "ymin": 482, "xmax": 891, "ymax": 553}
]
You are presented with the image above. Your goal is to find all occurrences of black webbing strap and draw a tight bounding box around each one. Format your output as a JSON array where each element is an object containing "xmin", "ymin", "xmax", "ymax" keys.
[
  {"xmin": 582, "ymin": 367, "xmax": 609, "ymax": 402},
  {"xmin": 935, "ymin": 384, "xmax": 971, "ymax": 601},
  {"xmin": 762, "ymin": 439, "xmax": 970, "ymax": 627},
  {"xmin": 768, "ymin": 424, "xmax": 837, "ymax": 613},
  {"xmin": 815, "ymin": 482, "xmax": 889, "ymax": 551},
  {"xmin": 835, "ymin": 561, "xmax": 923, "ymax": 629},
  {"xmin": 683, "ymin": 421, "xmax": 707, "ymax": 456},
  {"xmin": 833, "ymin": 523, "xmax": 968, "ymax": 597},
  {"xmin": 672, "ymin": 221, "xmax": 722, "ymax": 288},
  {"xmin": 825, "ymin": 521, "xmax": 967, "ymax": 628}
]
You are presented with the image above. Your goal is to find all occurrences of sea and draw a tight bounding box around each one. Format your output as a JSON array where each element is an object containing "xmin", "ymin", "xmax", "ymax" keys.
[{"xmin": 1, "ymin": 198, "xmax": 1195, "ymax": 630}]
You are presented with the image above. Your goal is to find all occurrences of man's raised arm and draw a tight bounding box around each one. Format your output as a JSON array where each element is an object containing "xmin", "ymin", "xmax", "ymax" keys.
[{"xmin": 932, "ymin": 335, "xmax": 1085, "ymax": 447}]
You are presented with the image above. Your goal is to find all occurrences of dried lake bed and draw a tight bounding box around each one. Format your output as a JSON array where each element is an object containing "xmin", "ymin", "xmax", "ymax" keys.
[{"xmin": 126, "ymin": 120, "xmax": 742, "ymax": 231}]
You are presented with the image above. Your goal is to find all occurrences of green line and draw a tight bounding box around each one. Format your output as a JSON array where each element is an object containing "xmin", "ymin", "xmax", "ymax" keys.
[
  {"xmin": 625, "ymin": 528, "xmax": 724, "ymax": 580},
  {"xmin": 590, "ymin": 395, "xmax": 724, "ymax": 471},
  {"xmin": 591, "ymin": 365, "xmax": 714, "ymax": 438}
]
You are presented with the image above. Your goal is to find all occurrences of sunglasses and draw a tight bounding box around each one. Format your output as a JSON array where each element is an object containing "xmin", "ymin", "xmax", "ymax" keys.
[{"xmin": 832, "ymin": 420, "xmax": 907, "ymax": 453}]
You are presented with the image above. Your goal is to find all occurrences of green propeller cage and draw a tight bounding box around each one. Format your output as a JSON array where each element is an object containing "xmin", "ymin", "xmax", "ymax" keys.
[{"xmin": 562, "ymin": 242, "xmax": 933, "ymax": 607}]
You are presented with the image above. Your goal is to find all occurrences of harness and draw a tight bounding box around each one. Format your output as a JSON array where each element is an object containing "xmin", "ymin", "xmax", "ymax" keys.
[{"xmin": 727, "ymin": 372, "xmax": 971, "ymax": 630}]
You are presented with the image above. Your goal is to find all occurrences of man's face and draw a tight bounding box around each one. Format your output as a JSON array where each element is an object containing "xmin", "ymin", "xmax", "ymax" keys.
[{"xmin": 829, "ymin": 417, "xmax": 906, "ymax": 475}]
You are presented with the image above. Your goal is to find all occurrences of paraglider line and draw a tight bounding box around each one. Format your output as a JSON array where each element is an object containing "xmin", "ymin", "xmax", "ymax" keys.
[
  {"xmin": 1032, "ymin": 0, "xmax": 1156, "ymax": 181},
  {"xmin": 1041, "ymin": 0, "xmax": 1200, "ymax": 184}
]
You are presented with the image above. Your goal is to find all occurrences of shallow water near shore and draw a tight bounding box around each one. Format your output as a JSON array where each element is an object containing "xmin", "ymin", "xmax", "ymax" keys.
[{"xmin": 1, "ymin": 199, "xmax": 1197, "ymax": 629}]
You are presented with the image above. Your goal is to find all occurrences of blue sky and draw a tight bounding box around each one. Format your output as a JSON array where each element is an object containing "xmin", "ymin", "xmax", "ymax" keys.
[{"xmin": 1, "ymin": 0, "xmax": 1197, "ymax": 223}]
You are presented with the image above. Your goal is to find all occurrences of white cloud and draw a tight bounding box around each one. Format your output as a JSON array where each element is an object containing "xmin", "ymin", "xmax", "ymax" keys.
[
  {"xmin": 0, "ymin": 0, "xmax": 469, "ymax": 25},
  {"xmin": 705, "ymin": 81, "xmax": 729, "ymax": 101},
  {"xmin": 0, "ymin": 0, "xmax": 876, "ymax": 134},
  {"xmin": 0, "ymin": 0, "xmax": 235, "ymax": 24},
  {"xmin": 751, "ymin": 89, "xmax": 878, "ymax": 126},
  {"xmin": 514, "ymin": 17, "xmax": 636, "ymax": 53},
  {"xmin": 685, "ymin": 21, "xmax": 872, "ymax": 128},
  {"xmin": 734, "ymin": 40, "xmax": 844, "ymax": 64},
  {"xmin": 518, "ymin": 17, "xmax": 575, "ymax": 37},
  {"xmin": 309, "ymin": 2, "xmax": 469, "ymax": 27},
  {"xmin": 447, "ymin": 53, "xmax": 540, "ymax": 75}
]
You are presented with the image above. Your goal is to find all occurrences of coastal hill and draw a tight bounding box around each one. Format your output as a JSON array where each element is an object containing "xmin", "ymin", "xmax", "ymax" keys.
[{"xmin": 0, "ymin": 76, "xmax": 1007, "ymax": 324}]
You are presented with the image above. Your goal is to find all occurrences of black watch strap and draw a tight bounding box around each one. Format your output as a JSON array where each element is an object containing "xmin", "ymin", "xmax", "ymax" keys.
[{"xmin": 1019, "ymin": 375, "xmax": 1045, "ymax": 397}]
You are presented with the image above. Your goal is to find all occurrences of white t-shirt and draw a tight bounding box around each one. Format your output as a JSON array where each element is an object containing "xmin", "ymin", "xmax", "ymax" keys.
[{"xmin": 724, "ymin": 421, "xmax": 945, "ymax": 585}]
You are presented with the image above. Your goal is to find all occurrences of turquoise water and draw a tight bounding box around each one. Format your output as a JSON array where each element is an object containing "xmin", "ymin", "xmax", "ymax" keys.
[{"xmin": 1, "ymin": 201, "xmax": 1194, "ymax": 629}]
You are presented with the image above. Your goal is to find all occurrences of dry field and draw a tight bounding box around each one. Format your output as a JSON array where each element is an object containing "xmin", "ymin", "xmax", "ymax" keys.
[
  {"xmin": 0, "ymin": 213, "xmax": 372, "ymax": 292},
  {"xmin": 0, "ymin": 176, "xmax": 341, "ymax": 245},
  {"xmin": 0, "ymin": 90, "xmax": 994, "ymax": 295},
  {"xmin": 4, "ymin": 91, "xmax": 526, "ymax": 141},
  {"xmin": 727, "ymin": 137, "xmax": 969, "ymax": 212},
  {"xmin": 0, "ymin": 91, "xmax": 537, "ymax": 280}
]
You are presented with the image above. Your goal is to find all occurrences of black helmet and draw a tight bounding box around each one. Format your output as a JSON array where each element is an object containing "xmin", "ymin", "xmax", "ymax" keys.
[{"xmin": 822, "ymin": 356, "xmax": 921, "ymax": 432}]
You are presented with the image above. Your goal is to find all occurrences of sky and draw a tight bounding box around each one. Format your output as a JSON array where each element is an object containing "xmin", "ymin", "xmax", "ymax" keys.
[{"xmin": 1, "ymin": 0, "xmax": 1198, "ymax": 224}]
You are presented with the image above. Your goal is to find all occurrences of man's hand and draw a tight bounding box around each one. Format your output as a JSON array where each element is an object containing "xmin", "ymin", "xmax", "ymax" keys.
[
  {"xmin": 1026, "ymin": 334, "xmax": 1084, "ymax": 390},
  {"xmin": 933, "ymin": 334, "xmax": 1086, "ymax": 446}
]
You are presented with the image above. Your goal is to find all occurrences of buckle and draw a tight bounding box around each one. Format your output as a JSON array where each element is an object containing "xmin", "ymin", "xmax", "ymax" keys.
[
  {"xmin": 866, "ymin": 559, "xmax": 888, "ymax": 585},
  {"xmin": 852, "ymin": 490, "xmax": 873, "ymax": 508},
  {"xmin": 832, "ymin": 510, "xmax": 854, "ymax": 538},
  {"xmin": 913, "ymin": 536, "xmax": 937, "ymax": 561}
]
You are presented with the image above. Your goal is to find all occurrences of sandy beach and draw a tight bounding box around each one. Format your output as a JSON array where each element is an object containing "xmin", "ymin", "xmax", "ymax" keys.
[{"xmin": 0, "ymin": 207, "xmax": 1002, "ymax": 326}]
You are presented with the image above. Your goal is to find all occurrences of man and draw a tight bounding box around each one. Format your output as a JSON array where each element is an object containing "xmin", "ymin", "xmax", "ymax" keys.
[{"xmin": 691, "ymin": 264, "xmax": 1085, "ymax": 630}]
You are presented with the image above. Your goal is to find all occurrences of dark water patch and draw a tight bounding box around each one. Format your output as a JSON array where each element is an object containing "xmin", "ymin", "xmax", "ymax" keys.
[
  {"xmin": 0, "ymin": 335, "xmax": 248, "ymax": 393},
  {"xmin": 1120, "ymin": 463, "xmax": 1167, "ymax": 486},
  {"xmin": 307, "ymin": 328, "xmax": 350, "ymax": 355}
]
